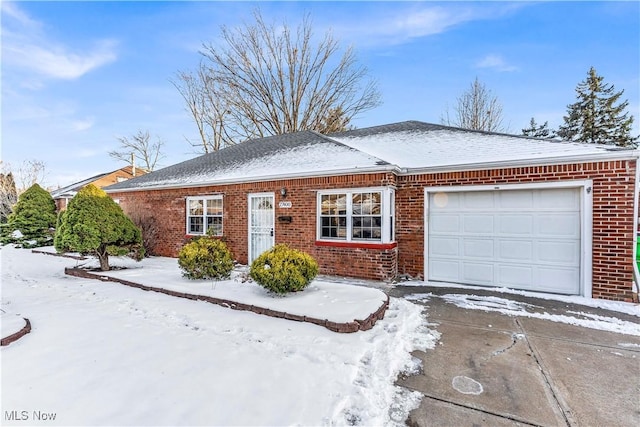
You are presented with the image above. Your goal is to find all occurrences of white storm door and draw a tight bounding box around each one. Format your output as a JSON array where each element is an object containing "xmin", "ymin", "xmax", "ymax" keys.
[{"xmin": 249, "ymin": 193, "xmax": 275, "ymax": 263}]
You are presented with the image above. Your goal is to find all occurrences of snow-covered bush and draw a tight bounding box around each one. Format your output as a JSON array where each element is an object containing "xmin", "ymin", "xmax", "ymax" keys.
[
  {"xmin": 0, "ymin": 183, "xmax": 56, "ymax": 248},
  {"xmin": 54, "ymin": 184, "xmax": 144, "ymax": 271},
  {"xmin": 249, "ymin": 244, "xmax": 318, "ymax": 294},
  {"xmin": 178, "ymin": 237, "xmax": 234, "ymax": 280}
]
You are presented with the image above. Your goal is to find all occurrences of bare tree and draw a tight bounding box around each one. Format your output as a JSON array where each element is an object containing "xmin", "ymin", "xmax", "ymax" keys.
[
  {"xmin": 109, "ymin": 130, "xmax": 165, "ymax": 171},
  {"xmin": 172, "ymin": 66, "xmax": 233, "ymax": 153},
  {"xmin": 442, "ymin": 77, "xmax": 505, "ymax": 132},
  {"xmin": 174, "ymin": 10, "xmax": 381, "ymax": 151},
  {"xmin": 14, "ymin": 159, "xmax": 47, "ymax": 193},
  {"xmin": 0, "ymin": 163, "xmax": 18, "ymax": 222}
]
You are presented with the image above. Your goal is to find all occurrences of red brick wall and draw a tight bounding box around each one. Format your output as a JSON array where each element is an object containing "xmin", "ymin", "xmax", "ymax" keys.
[
  {"xmin": 110, "ymin": 159, "xmax": 638, "ymax": 301},
  {"xmin": 395, "ymin": 160, "xmax": 637, "ymax": 301},
  {"xmin": 110, "ymin": 172, "xmax": 398, "ymax": 281}
]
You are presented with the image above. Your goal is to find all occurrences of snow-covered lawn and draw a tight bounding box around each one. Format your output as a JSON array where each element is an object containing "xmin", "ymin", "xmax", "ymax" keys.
[
  {"xmin": 81, "ymin": 254, "xmax": 389, "ymax": 325},
  {"xmin": 1, "ymin": 246, "xmax": 438, "ymax": 426}
]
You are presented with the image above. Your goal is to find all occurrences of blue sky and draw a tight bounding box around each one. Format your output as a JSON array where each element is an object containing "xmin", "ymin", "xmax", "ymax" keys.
[{"xmin": 2, "ymin": 1, "xmax": 639, "ymax": 189}]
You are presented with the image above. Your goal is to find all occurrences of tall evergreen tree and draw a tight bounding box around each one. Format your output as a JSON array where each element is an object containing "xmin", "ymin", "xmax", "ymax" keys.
[
  {"xmin": 522, "ymin": 117, "xmax": 555, "ymax": 138},
  {"xmin": 557, "ymin": 67, "xmax": 638, "ymax": 146},
  {"xmin": 55, "ymin": 185, "xmax": 143, "ymax": 271},
  {"xmin": 2, "ymin": 183, "xmax": 56, "ymax": 247}
]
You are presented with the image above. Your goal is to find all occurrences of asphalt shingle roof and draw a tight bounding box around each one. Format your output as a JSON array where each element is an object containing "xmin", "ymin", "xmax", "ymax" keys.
[
  {"xmin": 105, "ymin": 121, "xmax": 637, "ymax": 192},
  {"xmin": 105, "ymin": 130, "xmax": 390, "ymax": 191}
]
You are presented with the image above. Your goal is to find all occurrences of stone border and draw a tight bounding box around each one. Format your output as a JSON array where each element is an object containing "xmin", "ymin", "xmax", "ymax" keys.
[
  {"xmin": 1, "ymin": 318, "xmax": 32, "ymax": 347},
  {"xmin": 65, "ymin": 268, "xmax": 389, "ymax": 333},
  {"xmin": 31, "ymin": 249, "xmax": 87, "ymax": 260}
]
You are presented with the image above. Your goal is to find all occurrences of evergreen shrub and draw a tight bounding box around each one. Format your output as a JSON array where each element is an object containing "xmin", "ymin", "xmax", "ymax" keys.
[
  {"xmin": 54, "ymin": 184, "xmax": 144, "ymax": 270},
  {"xmin": 1, "ymin": 184, "xmax": 56, "ymax": 248},
  {"xmin": 249, "ymin": 244, "xmax": 318, "ymax": 294},
  {"xmin": 178, "ymin": 237, "xmax": 234, "ymax": 280}
]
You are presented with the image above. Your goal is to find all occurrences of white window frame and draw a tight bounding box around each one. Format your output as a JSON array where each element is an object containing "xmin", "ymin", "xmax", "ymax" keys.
[
  {"xmin": 316, "ymin": 187, "xmax": 395, "ymax": 244},
  {"xmin": 186, "ymin": 195, "xmax": 224, "ymax": 236}
]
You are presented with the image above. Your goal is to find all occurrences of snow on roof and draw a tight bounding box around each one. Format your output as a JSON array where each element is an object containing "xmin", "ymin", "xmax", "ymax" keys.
[
  {"xmin": 331, "ymin": 121, "xmax": 634, "ymax": 171},
  {"xmin": 105, "ymin": 131, "xmax": 389, "ymax": 191},
  {"xmin": 105, "ymin": 121, "xmax": 637, "ymax": 192}
]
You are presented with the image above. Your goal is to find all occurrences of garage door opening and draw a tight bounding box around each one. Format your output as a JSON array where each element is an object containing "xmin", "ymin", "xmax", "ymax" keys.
[{"xmin": 425, "ymin": 182, "xmax": 592, "ymax": 295}]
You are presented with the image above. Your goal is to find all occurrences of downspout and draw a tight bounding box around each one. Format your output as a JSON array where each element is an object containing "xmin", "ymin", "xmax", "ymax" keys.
[{"xmin": 632, "ymin": 156, "xmax": 640, "ymax": 301}]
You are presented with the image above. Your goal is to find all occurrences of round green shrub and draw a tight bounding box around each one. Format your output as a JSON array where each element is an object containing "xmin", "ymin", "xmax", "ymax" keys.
[
  {"xmin": 178, "ymin": 237, "xmax": 234, "ymax": 280},
  {"xmin": 249, "ymin": 244, "xmax": 318, "ymax": 294}
]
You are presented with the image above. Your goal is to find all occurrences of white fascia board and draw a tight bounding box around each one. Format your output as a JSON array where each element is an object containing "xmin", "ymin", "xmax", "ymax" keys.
[
  {"xmin": 398, "ymin": 150, "xmax": 640, "ymax": 176},
  {"xmin": 103, "ymin": 165, "xmax": 400, "ymax": 194}
]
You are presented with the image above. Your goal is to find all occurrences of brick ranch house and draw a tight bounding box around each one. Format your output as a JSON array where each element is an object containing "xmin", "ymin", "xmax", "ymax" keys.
[{"xmin": 105, "ymin": 121, "xmax": 640, "ymax": 301}]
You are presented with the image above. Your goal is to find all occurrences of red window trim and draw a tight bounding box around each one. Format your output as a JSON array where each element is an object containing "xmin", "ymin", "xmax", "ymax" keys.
[{"xmin": 315, "ymin": 240, "xmax": 397, "ymax": 250}]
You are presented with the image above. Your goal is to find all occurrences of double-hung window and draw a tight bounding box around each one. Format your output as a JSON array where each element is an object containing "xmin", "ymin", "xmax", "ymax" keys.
[
  {"xmin": 186, "ymin": 195, "xmax": 223, "ymax": 236},
  {"xmin": 318, "ymin": 188, "xmax": 395, "ymax": 243}
]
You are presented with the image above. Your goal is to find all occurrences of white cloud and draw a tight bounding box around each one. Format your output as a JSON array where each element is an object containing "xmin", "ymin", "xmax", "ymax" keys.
[
  {"xmin": 71, "ymin": 118, "xmax": 96, "ymax": 132},
  {"xmin": 1, "ymin": 2, "xmax": 118, "ymax": 81},
  {"xmin": 0, "ymin": 1, "xmax": 41, "ymax": 29},
  {"xmin": 329, "ymin": 3, "xmax": 526, "ymax": 48},
  {"xmin": 475, "ymin": 54, "xmax": 519, "ymax": 72}
]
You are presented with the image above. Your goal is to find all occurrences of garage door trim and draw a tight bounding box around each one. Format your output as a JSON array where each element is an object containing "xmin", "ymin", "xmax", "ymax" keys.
[{"xmin": 424, "ymin": 180, "xmax": 593, "ymax": 297}]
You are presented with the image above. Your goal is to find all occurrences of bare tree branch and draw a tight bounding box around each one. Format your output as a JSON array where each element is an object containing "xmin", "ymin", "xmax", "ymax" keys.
[
  {"xmin": 14, "ymin": 159, "xmax": 48, "ymax": 193},
  {"xmin": 0, "ymin": 162, "xmax": 18, "ymax": 222},
  {"xmin": 442, "ymin": 77, "xmax": 506, "ymax": 133},
  {"xmin": 175, "ymin": 10, "xmax": 381, "ymax": 152},
  {"xmin": 109, "ymin": 130, "xmax": 165, "ymax": 171}
]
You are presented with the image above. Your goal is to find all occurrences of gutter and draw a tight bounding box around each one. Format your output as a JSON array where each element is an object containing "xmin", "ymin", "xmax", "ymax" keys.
[{"xmin": 396, "ymin": 150, "xmax": 640, "ymax": 176}]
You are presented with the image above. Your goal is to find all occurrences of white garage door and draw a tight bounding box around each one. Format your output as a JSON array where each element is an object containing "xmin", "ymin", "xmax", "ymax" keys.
[{"xmin": 427, "ymin": 187, "xmax": 581, "ymax": 295}]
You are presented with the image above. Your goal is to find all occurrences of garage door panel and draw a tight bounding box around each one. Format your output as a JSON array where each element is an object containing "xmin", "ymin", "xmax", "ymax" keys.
[
  {"xmin": 537, "ymin": 241, "xmax": 580, "ymax": 264},
  {"xmin": 498, "ymin": 240, "xmax": 533, "ymax": 261},
  {"xmin": 462, "ymin": 262, "xmax": 494, "ymax": 284},
  {"xmin": 432, "ymin": 192, "xmax": 460, "ymax": 209},
  {"xmin": 499, "ymin": 214, "xmax": 534, "ymax": 235},
  {"xmin": 429, "ymin": 260, "xmax": 460, "ymax": 282},
  {"xmin": 463, "ymin": 214, "xmax": 494, "ymax": 233},
  {"xmin": 430, "ymin": 214, "xmax": 460, "ymax": 233},
  {"xmin": 537, "ymin": 188, "xmax": 579, "ymax": 209},
  {"xmin": 537, "ymin": 214, "xmax": 580, "ymax": 237},
  {"xmin": 499, "ymin": 190, "xmax": 534, "ymax": 209},
  {"xmin": 463, "ymin": 192, "xmax": 495, "ymax": 209},
  {"xmin": 463, "ymin": 239, "xmax": 494, "ymax": 258},
  {"xmin": 428, "ymin": 187, "xmax": 582, "ymax": 295},
  {"xmin": 430, "ymin": 237, "xmax": 459, "ymax": 256},
  {"xmin": 498, "ymin": 265, "xmax": 533, "ymax": 287},
  {"xmin": 537, "ymin": 267, "xmax": 579, "ymax": 294}
]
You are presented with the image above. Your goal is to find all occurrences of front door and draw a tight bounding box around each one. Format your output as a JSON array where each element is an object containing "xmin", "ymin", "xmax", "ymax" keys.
[{"xmin": 248, "ymin": 193, "xmax": 275, "ymax": 263}]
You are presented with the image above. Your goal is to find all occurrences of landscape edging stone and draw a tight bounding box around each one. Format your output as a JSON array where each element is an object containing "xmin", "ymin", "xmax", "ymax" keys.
[{"xmin": 64, "ymin": 267, "xmax": 388, "ymax": 333}]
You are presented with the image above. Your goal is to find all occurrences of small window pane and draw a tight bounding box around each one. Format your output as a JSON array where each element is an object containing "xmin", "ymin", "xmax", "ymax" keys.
[
  {"xmin": 352, "ymin": 192, "xmax": 381, "ymax": 215},
  {"xmin": 189, "ymin": 217, "xmax": 203, "ymax": 234},
  {"xmin": 207, "ymin": 199, "xmax": 222, "ymax": 215},
  {"xmin": 207, "ymin": 216, "xmax": 223, "ymax": 236},
  {"xmin": 189, "ymin": 200, "xmax": 203, "ymax": 215}
]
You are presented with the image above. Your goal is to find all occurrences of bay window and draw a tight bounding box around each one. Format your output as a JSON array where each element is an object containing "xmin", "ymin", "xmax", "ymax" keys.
[{"xmin": 318, "ymin": 188, "xmax": 395, "ymax": 243}]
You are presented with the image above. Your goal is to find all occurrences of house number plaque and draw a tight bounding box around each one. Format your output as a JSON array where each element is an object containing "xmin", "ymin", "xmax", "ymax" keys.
[{"xmin": 278, "ymin": 201, "xmax": 292, "ymax": 208}]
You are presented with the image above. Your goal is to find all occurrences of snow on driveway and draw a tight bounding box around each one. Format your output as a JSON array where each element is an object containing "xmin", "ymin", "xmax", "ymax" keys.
[
  {"xmin": 1, "ymin": 246, "xmax": 438, "ymax": 426},
  {"xmin": 405, "ymin": 293, "xmax": 640, "ymax": 336}
]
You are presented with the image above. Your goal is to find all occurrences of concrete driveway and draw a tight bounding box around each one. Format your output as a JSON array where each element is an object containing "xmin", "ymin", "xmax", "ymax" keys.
[{"xmin": 390, "ymin": 286, "xmax": 640, "ymax": 427}]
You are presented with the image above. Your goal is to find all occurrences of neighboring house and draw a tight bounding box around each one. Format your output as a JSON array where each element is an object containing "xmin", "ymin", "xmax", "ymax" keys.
[
  {"xmin": 104, "ymin": 121, "xmax": 640, "ymax": 301},
  {"xmin": 51, "ymin": 166, "xmax": 146, "ymax": 211}
]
